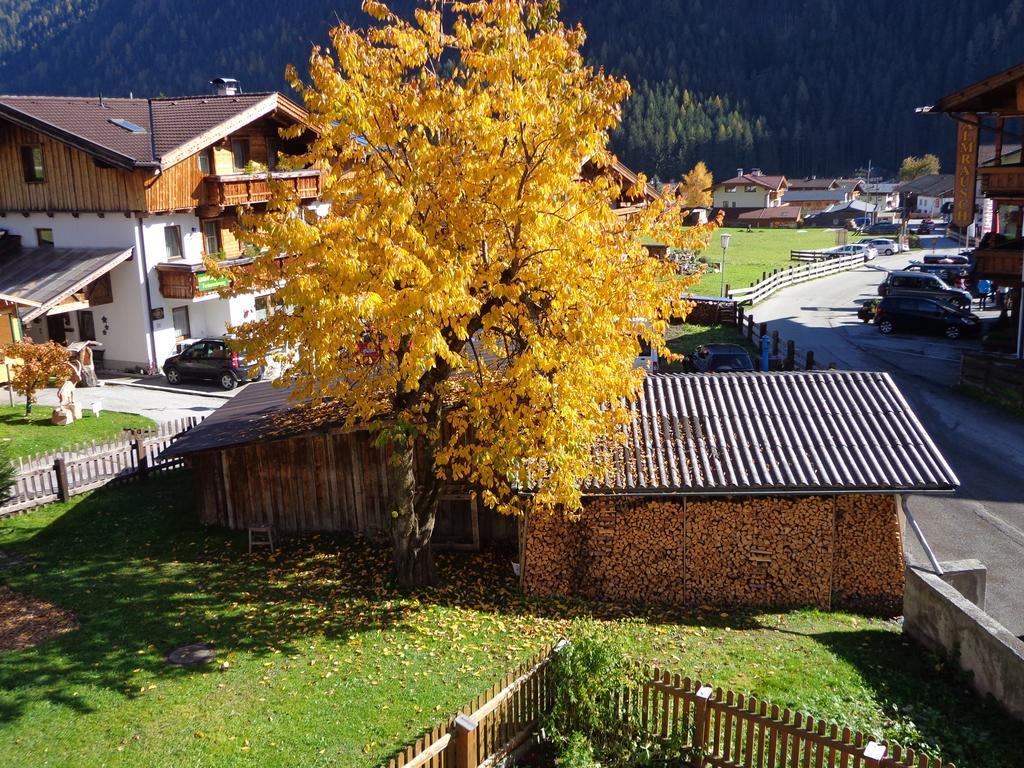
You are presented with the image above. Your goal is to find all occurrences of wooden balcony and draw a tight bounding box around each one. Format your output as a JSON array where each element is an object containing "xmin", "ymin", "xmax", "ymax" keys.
[
  {"xmin": 974, "ymin": 248, "xmax": 1023, "ymax": 281},
  {"xmin": 156, "ymin": 255, "xmax": 291, "ymax": 300},
  {"xmin": 200, "ymin": 169, "xmax": 322, "ymax": 210},
  {"xmin": 978, "ymin": 164, "xmax": 1024, "ymax": 200}
]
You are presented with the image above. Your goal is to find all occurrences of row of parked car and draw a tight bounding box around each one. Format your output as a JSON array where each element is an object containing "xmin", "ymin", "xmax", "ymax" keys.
[{"xmin": 858, "ymin": 252, "xmax": 983, "ymax": 340}]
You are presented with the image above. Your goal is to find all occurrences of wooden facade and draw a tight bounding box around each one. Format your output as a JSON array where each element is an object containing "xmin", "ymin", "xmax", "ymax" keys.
[
  {"xmin": 0, "ymin": 123, "xmax": 147, "ymax": 213},
  {"xmin": 0, "ymin": 106, "xmax": 319, "ymax": 216},
  {"xmin": 143, "ymin": 155, "xmax": 205, "ymax": 213},
  {"xmin": 187, "ymin": 429, "xmax": 519, "ymax": 549}
]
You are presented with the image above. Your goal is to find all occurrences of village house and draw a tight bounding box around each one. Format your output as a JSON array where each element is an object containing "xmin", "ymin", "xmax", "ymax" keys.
[
  {"xmin": 803, "ymin": 199, "xmax": 878, "ymax": 229},
  {"xmin": 711, "ymin": 169, "xmax": 788, "ymax": 224},
  {"xmin": 735, "ymin": 204, "xmax": 803, "ymax": 228},
  {"xmin": 895, "ymin": 173, "xmax": 955, "ymax": 218},
  {"xmin": 930, "ymin": 61, "xmax": 1024, "ymax": 317},
  {"xmin": 163, "ymin": 370, "xmax": 957, "ymax": 614},
  {"xmin": 0, "ymin": 79, "xmax": 322, "ymax": 372},
  {"xmin": 861, "ymin": 182, "xmax": 901, "ymax": 213},
  {"xmin": 783, "ymin": 177, "xmax": 865, "ymax": 213}
]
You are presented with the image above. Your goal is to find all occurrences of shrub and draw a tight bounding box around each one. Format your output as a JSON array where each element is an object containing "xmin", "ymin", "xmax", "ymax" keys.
[
  {"xmin": 546, "ymin": 619, "xmax": 643, "ymax": 763},
  {"xmin": 556, "ymin": 732, "xmax": 601, "ymax": 768},
  {"xmin": 546, "ymin": 619, "xmax": 704, "ymax": 767}
]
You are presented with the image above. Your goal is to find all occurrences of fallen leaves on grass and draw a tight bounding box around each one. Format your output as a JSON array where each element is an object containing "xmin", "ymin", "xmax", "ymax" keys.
[{"xmin": 0, "ymin": 585, "xmax": 78, "ymax": 650}]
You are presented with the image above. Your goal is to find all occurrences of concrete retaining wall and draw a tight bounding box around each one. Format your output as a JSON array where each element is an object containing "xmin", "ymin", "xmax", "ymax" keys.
[{"xmin": 904, "ymin": 562, "xmax": 1024, "ymax": 722}]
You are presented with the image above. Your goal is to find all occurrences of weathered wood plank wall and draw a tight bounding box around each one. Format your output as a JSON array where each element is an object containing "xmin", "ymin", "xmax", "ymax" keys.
[{"xmin": 190, "ymin": 429, "xmax": 518, "ymax": 547}]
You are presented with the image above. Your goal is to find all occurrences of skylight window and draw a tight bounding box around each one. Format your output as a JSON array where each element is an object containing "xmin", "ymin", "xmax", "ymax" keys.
[{"xmin": 109, "ymin": 118, "xmax": 146, "ymax": 134}]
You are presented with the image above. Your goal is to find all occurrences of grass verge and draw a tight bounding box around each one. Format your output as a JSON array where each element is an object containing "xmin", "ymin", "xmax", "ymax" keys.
[
  {"xmin": 0, "ymin": 404, "xmax": 154, "ymax": 459},
  {"xmin": 688, "ymin": 227, "xmax": 841, "ymax": 296},
  {"xmin": 0, "ymin": 474, "xmax": 1021, "ymax": 767}
]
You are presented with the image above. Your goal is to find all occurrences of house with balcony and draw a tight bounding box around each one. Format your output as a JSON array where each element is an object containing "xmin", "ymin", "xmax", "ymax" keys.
[
  {"xmin": 711, "ymin": 169, "xmax": 788, "ymax": 224},
  {"xmin": 930, "ymin": 62, "xmax": 1024, "ymax": 294},
  {"xmin": 0, "ymin": 80, "xmax": 320, "ymax": 371}
]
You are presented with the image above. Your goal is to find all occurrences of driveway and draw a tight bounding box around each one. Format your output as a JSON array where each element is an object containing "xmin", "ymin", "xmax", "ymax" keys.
[
  {"xmin": 34, "ymin": 374, "xmax": 246, "ymax": 423},
  {"xmin": 751, "ymin": 241, "xmax": 1024, "ymax": 635}
]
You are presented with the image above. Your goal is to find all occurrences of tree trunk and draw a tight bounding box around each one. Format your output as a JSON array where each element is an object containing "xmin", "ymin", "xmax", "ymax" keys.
[
  {"xmin": 24, "ymin": 393, "xmax": 31, "ymax": 416},
  {"xmin": 387, "ymin": 440, "xmax": 440, "ymax": 588}
]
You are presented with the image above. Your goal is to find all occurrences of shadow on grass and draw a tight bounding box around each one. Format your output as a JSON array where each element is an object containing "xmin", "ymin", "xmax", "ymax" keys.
[
  {"xmin": 0, "ymin": 470, "xmax": 770, "ymax": 726},
  {"xmin": 2, "ymin": 472, "xmax": 1023, "ymax": 768},
  {"xmin": 761, "ymin": 625, "xmax": 1024, "ymax": 766}
]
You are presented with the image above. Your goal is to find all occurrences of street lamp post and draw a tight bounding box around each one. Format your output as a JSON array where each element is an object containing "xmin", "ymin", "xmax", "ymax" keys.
[{"xmin": 720, "ymin": 232, "xmax": 732, "ymax": 298}]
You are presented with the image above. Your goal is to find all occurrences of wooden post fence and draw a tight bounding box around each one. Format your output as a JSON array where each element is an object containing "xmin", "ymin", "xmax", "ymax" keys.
[
  {"xmin": 1, "ymin": 416, "xmax": 204, "ymax": 519},
  {"xmin": 383, "ymin": 653, "xmax": 957, "ymax": 768},
  {"xmin": 53, "ymin": 457, "xmax": 70, "ymax": 502}
]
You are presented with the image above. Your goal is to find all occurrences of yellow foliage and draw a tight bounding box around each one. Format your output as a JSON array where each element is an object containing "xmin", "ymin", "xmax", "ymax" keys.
[
  {"xmin": 227, "ymin": 0, "xmax": 717, "ymax": 518},
  {"xmin": 677, "ymin": 161, "xmax": 714, "ymax": 209},
  {"xmin": 0, "ymin": 340, "xmax": 72, "ymax": 413}
]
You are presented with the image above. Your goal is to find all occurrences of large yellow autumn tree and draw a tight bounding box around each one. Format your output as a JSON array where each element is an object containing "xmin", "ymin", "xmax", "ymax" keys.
[{"xmin": 226, "ymin": 0, "xmax": 716, "ymax": 585}]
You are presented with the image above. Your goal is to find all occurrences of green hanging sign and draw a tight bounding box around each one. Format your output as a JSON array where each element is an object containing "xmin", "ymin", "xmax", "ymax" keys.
[{"xmin": 196, "ymin": 272, "xmax": 231, "ymax": 292}]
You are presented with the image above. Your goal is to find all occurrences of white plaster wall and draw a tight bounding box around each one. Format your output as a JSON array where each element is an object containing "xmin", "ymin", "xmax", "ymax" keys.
[
  {"xmin": 4, "ymin": 212, "xmax": 274, "ymax": 371},
  {"xmin": 712, "ymin": 188, "xmax": 772, "ymax": 209}
]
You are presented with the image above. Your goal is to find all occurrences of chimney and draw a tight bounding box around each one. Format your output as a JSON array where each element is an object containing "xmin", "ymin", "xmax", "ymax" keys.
[
  {"xmin": 210, "ymin": 77, "xmax": 240, "ymax": 96},
  {"xmin": 736, "ymin": 168, "xmax": 744, "ymax": 177},
  {"xmin": 751, "ymin": 168, "xmax": 763, "ymax": 176}
]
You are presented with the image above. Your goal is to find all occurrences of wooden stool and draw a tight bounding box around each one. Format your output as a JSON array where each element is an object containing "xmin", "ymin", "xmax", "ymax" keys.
[{"xmin": 248, "ymin": 524, "xmax": 274, "ymax": 553}]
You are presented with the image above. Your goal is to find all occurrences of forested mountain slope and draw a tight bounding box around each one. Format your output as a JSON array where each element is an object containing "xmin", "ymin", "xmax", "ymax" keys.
[{"xmin": 0, "ymin": 0, "xmax": 1019, "ymax": 179}]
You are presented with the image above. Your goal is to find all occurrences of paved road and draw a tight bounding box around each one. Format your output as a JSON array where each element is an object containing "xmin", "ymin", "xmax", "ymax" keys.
[
  {"xmin": 753, "ymin": 242, "xmax": 1024, "ymax": 635},
  {"xmin": 33, "ymin": 376, "xmax": 240, "ymax": 422}
]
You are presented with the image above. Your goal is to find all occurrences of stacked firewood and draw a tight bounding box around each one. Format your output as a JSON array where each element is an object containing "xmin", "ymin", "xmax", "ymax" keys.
[
  {"xmin": 522, "ymin": 493, "xmax": 904, "ymax": 616},
  {"xmin": 832, "ymin": 494, "xmax": 904, "ymax": 614},
  {"xmin": 686, "ymin": 497, "xmax": 835, "ymax": 609}
]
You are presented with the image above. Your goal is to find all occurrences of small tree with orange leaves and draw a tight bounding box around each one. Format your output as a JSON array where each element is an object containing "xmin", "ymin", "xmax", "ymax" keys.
[{"xmin": 0, "ymin": 340, "xmax": 71, "ymax": 416}]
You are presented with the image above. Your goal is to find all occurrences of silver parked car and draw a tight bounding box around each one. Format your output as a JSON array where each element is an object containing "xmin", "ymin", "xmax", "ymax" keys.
[
  {"xmin": 829, "ymin": 243, "xmax": 878, "ymax": 261},
  {"xmin": 857, "ymin": 237, "xmax": 903, "ymax": 256}
]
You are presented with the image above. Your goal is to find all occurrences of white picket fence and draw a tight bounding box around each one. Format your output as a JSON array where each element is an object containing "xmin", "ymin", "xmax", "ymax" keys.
[
  {"xmin": 727, "ymin": 252, "xmax": 865, "ymax": 305},
  {"xmin": 1, "ymin": 417, "xmax": 203, "ymax": 518}
]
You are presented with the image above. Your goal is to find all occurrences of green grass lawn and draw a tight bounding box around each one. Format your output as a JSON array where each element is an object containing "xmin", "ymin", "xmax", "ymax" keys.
[
  {"xmin": 687, "ymin": 227, "xmax": 844, "ymax": 296},
  {"xmin": 0, "ymin": 404, "xmax": 154, "ymax": 460},
  {"xmin": 1, "ymin": 475, "xmax": 1021, "ymax": 767}
]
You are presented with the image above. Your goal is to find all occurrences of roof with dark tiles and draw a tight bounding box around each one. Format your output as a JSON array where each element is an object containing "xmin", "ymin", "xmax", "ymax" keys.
[{"xmin": 0, "ymin": 92, "xmax": 306, "ymax": 170}]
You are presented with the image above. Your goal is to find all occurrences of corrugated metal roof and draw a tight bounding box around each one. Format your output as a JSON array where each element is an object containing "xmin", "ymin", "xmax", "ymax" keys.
[
  {"xmin": 0, "ymin": 244, "xmax": 134, "ymax": 321},
  {"xmin": 166, "ymin": 372, "xmax": 958, "ymax": 495},
  {"xmin": 587, "ymin": 372, "xmax": 958, "ymax": 494}
]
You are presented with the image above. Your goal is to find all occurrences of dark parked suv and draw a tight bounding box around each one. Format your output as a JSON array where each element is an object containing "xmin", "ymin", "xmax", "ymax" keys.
[
  {"xmin": 877, "ymin": 271, "xmax": 972, "ymax": 309},
  {"xmin": 687, "ymin": 343, "xmax": 755, "ymax": 372},
  {"xmin": 162, "ymin": 337, "xmax": 263, "ymax": 390},
  {"xmin": 873, "ymin": 296, "xmax": 981, "ymax": 339}
]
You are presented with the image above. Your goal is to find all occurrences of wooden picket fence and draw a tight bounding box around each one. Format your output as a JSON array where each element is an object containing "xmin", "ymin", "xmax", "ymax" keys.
[
  {"xmin": 385, "ymin": 648, "xmax": 955, "ymax": 768},
  {"xmin": 727, "ymin": 252, "xmax": 864, "ymax": 306},
  {"xmin": 386, "ymin": 643, "xmax": 558, "ymax": 768},
  {"xmin": 1, "ymin": 416, "xmax": 203, "ymax": 517}
]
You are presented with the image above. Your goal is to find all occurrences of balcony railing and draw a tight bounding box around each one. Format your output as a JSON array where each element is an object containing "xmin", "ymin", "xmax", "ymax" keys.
[
  {"xmin": 201, "ymin": 169, "xmax": 322, "ymax": 209},
  {"xmin": 156, "ymin": 255, "xmax": 291, "ymax": 301},
  {"xmin": 978, "ymin": 164, "xmax": 1024, "ymax": 198}
]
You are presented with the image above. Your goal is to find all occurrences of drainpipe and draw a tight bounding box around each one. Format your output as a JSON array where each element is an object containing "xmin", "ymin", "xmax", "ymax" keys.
[
  {"xmin": 136, "ymin": 216, "xmax": 159, "ymax": 372},
  {"xmin": 899, "ymin": 494, "xmax": 943, "ymax": 575}
]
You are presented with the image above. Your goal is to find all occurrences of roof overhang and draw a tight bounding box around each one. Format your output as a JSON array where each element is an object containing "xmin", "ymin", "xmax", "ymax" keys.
[
  {"xmin": 158, "ymin": 93, "xmax": 312, "ymax": 170},
  {"xmin": 0, "ymin": 245, "xmax": 134, "ymax": 321},
  {"xmin": 932, "ymin": 62, "xmax": 1024, "ymax": 114}
]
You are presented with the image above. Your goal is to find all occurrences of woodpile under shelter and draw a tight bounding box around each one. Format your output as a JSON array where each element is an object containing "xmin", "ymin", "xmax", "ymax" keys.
[{"xmin": 165, "ymin": 371, "xmax": 957, "ymax": 614}]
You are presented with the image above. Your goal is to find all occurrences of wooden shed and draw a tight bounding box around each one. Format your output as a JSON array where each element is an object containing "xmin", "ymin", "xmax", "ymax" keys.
[
  {"xmin": 163, "ymin": 383, "xmax": 517, "ymax": 549},
  {"xmin": 521, "ymin": 371, "xmax": 959, "ymax": 615},
  {"xmin": 166, "ymin": 371, "xmax": 958, "ymax": 613}
]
